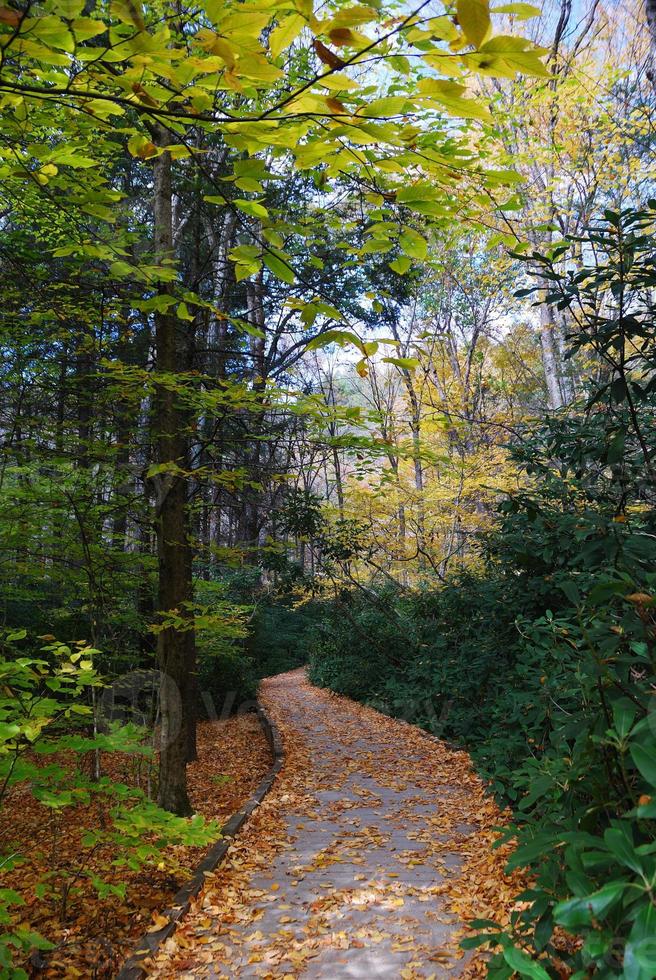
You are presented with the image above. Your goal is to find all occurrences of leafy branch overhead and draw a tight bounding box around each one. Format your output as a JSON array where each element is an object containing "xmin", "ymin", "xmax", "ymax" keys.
[{"xmin": 0, "ymin": 0, "xmax": 546, "ymax": 316}]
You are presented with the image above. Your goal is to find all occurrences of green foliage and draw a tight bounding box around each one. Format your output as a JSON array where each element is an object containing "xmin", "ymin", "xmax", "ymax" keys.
[
  {"xmin": 194, "ymin": 563, "xmax": 326, "ymax": 704},
  {"xmin": 0, "ymin": 461, "xmax": 154, "ymax": 670},
  {"xmin": 0, "ymin": 632, "xmax": 218, "ymax": 973},
  {"xmin": 0, "ymin": 633, "xmax": 104, "ymax": 804},
  {"xmin": 248, "ymin": 595, "xmax": 329, "ymax": 680},
  {"xmin": 196, "ymin": 644, "xmax": 257, "ymax": 717},
  {"xmin": 192, "ymin": 579, "xmax": 256, "ymax": 715},
  {"xmin": 310, "ymin": 209, "xmax": 656, "ymax": 977}
]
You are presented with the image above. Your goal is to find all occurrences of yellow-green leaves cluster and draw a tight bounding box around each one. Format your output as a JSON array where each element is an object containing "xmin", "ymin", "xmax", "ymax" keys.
[{"xmin": 0, "ymin": 0, "xmax": 548, "ymax": 299}]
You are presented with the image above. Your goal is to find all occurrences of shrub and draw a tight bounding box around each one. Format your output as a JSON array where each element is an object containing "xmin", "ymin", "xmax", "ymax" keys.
[{"xmin": 0, "ymin": 632, "xmax": 218, "ymax": 975}]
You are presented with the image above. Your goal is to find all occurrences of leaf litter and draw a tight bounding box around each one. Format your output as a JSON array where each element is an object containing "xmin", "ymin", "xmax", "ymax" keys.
[
  {"xmin": 0, "ymin": 713, "xmax": 271, "ymax": 977},
  {"xmin": 147, "ymin": 670, "xmax": 528, "ymax": 979}
]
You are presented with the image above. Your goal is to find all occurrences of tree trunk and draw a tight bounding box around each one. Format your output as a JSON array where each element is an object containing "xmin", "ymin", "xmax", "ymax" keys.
[
  {"xmin": 152, "ymin": 136, "xmax": 193, "ymax": 816},
  {"xmin": 75, "ymin": 330, "xmax": 93, "ymax": 468},
  {"xmin": 645, "ymin": 0, "xmax": 656, "ymax": 89},
  {"xmin": 332, "ymin": 445, "xmax": 345, "ymax": 517},
  {"xmin": 235, "ymin": 273, "xmax": 267, "ymax": 562},
  {"xmin": 183, "ymin": 524, "xmax": 198, "ymax": 764},
  {"xmin": 403, "ymin": 379, "xmax": 426, "ymax": 568},
  {"xmin": 539, "ymin": 301, "xmax": 565, "ymax": 410}
]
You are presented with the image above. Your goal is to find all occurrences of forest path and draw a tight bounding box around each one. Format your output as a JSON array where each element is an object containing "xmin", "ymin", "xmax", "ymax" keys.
[{"xmin": 149, "ymin": 670, "xmax": 516, "ymax": 979}]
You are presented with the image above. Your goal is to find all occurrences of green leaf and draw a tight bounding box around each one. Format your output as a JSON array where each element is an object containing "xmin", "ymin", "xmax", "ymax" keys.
[
  {"xmin": 624, "ymin": 903, "xmax": 656, "ymax": 980},
  {"xmin": 234, "ymin": 199, "xmax": 269, "ymax": 219},
  {"xmin": 269, "ymin": 13, "xmax": 305, "ymax": 58},
  {"xmin": 229, "ymin": 318, "xmax": 265, "ymax": 338},
  {"xmin": 603, "ymin": 827, "xmax": 643, "ymax": 874},
  {"xmin": 389, "ymin": 256, "xmax": 412, "ymax": 275},
  {"xmin": 554, "ymin": 881, "xmax": 627, "ymax": 929},
  {"xmin": 13, "ymin": 927, "xmax": 54, "ymax": 951},
  {"xmin": 229, "ymin": 244, "xmax": 260, "ymax": 262},
  {"xmin": 263, "ymin": 251, "xmax": 295, "ymax": 284},
  {"xmin": 49, "ymin": 148, "xmax": 98, "ymax": 168},
  {"xmin": 417, "ymin": 78, "xmax": 493, "ymax": 122},
  {"xmin": 461, "ymin": 932, "xmax": 501, "ymax": 949},
  {"xmin": 306, "ymin": 329, "xmax": 365, "ymax": 353},
  {"xmin": 382, "ymin": 356, "xmax": 419, "ymax": 370},
  {"xmin": 606, "ymin": 429, "xmax": 625, "ymax": 464},
  {"xmin": 559, "ymin": 580, "xmax": 580, "ymax": 605},
  {"xmin": 631, "ymin": 744, "xmax": 656, "ymax": 788},
  {"xmin": 176, "ymin": 302, "xmax": 195, "ymax": 321},
  {"xmin": 476, "ymin": 35, "xmax": 550, "ymax": 77},
  {"xmin": 502, "ymin": 945, "xmax": 551, "ymax": 980},
  {"xmin": 612, "ymin": 699, "xmax": 636, "ymax": 739},
  {"xmin": 483, "ymin": 168, "xmax": 524, "ymax": 186},
  {"xmin": 235, "ymin": 262, "xmax": 261, "ymax": 282},
  {"xmin": 24, "ymin": 15, "xmax": 75, "ymax": 52},
  {"xmin": 234, "ymin": 177, "xmax": 264, "ymax": 193},
  {"xmin": 358, "ymin": 96, "xmax": 410, "ymax": 118},
  {"xmin": 55, "ymin": 0, "xmax": 86, "ymax": 16},
  {"xmin": 110, "ymin": 260, "xmax": 135, "ymax": 279},
  {"xmin": 0, "ymin": 888, "xmax": 24, "ymax": 908},
  {"xmin": 111, "ymin": 0, "xmax": 145, "ymax": 30},
  {"xmin": 399, "ymin": 228, "xmax": 427, "ymax": 260},
  {"xmin": 204, "ymin": 194, "xmax": 228, "ymax": 207},
  {"xmin": 492, "ymin": 2, "xmax": 541, "ymax": 17}
]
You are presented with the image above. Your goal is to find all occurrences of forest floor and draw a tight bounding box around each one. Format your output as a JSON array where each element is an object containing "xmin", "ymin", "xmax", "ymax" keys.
[
  {"xmin": 147, "ymin": 669, "xmax": 527, "ymax": 979},
  {"xmin": 0, "ymin": 713, "xmax": 271, "ymax": 978}
]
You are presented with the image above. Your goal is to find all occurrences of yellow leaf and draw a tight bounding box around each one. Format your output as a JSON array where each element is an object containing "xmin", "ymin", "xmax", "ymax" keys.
[
  {"xmin": 111, "ymin": 0, "xmax": 145, "ymax": 31},
  {"xmin": 148, "ymin": 914, "xmax": 170, "ymax": 931},
  {"xmin": 269, "ymin": 13, "xmax": 305, "ymax": 58},
  {"xmin": 456, "ymin": 0, "xmax": 491, "ymax": 47}
]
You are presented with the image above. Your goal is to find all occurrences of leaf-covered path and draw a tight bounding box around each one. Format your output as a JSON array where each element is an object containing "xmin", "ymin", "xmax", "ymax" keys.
[{"xmin": 149, "ymin": 670, "xmax": 524, "ymax": 979}]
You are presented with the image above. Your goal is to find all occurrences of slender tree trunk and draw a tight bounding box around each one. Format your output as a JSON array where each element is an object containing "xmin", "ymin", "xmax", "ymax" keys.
[
  {"xmin": 236, "ymin": 273, "xmax": 266, "ymax": 560},
  {"xmin": 404, "ymin": 381, "xmax": 426, "ymax": 567},
  {"xmin": 332, "ymin": 445, "xmax": 345, "ymax": 517},
  {"xmin": 389, "ymin": 455, "xmax": 408, "ymax": 585},
  {"xmin": 112, "ymin": 312, "xmax": 132, "ymax": 546},
  {"xmin": 75, "ymin": 329, "xmax": 93, "ymax": 468},
  {"xmin": 152, "ymin": 136, "xmax": 193, "ymax": 816},
  {"xmin": 539, "ymin": 301, "xmax": 565, "ymax": 410},
  {"xmin": 645, "ymin": 0, "xmax": 656, "ymax": 89},
  {"xmin": 56, "ymin": 351, "xmax": 67, "ymax": 454}
]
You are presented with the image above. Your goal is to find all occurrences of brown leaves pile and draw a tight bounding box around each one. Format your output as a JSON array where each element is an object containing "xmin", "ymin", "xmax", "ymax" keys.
[{"xmin": 0, "ymin": 714, "xmax": 272, "ymax": 978}]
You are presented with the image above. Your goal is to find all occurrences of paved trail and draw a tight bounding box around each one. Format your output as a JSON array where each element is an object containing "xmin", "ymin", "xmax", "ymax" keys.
[{"xmin": 150, "ymin": 670, "xmax": 518, "ymax": 979}]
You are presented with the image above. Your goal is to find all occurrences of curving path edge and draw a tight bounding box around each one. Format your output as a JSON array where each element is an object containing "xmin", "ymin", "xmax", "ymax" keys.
[
  {"xmin": 147, "ymin": 669, "xmax": 522, "ymax": 979},
  {"xmin": 116, "ymin": 706, "xmax": 283, "ymax": 980}
]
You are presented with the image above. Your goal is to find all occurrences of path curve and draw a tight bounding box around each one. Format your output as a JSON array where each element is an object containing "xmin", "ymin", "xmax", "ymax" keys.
[{"xmin": 148, "ymin": 670, "xmax": 522, "ymax": 979}]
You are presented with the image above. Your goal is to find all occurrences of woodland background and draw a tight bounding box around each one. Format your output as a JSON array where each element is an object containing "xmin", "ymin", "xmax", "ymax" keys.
[{"xmin": 0, "ymin": 0, "xmax": 655, "ymax": 976}]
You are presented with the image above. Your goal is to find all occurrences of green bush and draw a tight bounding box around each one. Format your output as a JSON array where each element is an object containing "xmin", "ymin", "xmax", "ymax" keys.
[
  {"xmin": 247, "ymin": 596, "xmax": 324, "ymax": 679},
  {"xmin": 192, "ymin": 579, "xmax": 256, "ymax": 715},
  {"xmin": 0, "ymin": 632, "xmax": 219, "ymax": 976},
  {"xmin": 196, "ymin": 644, "xmax": 257, "ymax": 716},
  {"xmin": 309, "ymin": 205, "xmax": 656, "ymax": 979},
  {"xmin": 310, "ymin": 489, "xmax": 656, "ymax": 978}
]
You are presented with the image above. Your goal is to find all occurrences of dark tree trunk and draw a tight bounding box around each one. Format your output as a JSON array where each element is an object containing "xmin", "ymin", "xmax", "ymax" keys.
[{"xmin": 152, "ymin": 136, "xmax": 193, "ymax": 816}]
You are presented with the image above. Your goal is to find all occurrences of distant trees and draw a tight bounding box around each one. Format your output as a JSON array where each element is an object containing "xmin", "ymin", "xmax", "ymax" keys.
[{"xmin": 0, "ymin": 0, "xmax": 550, "ymax": 810}]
